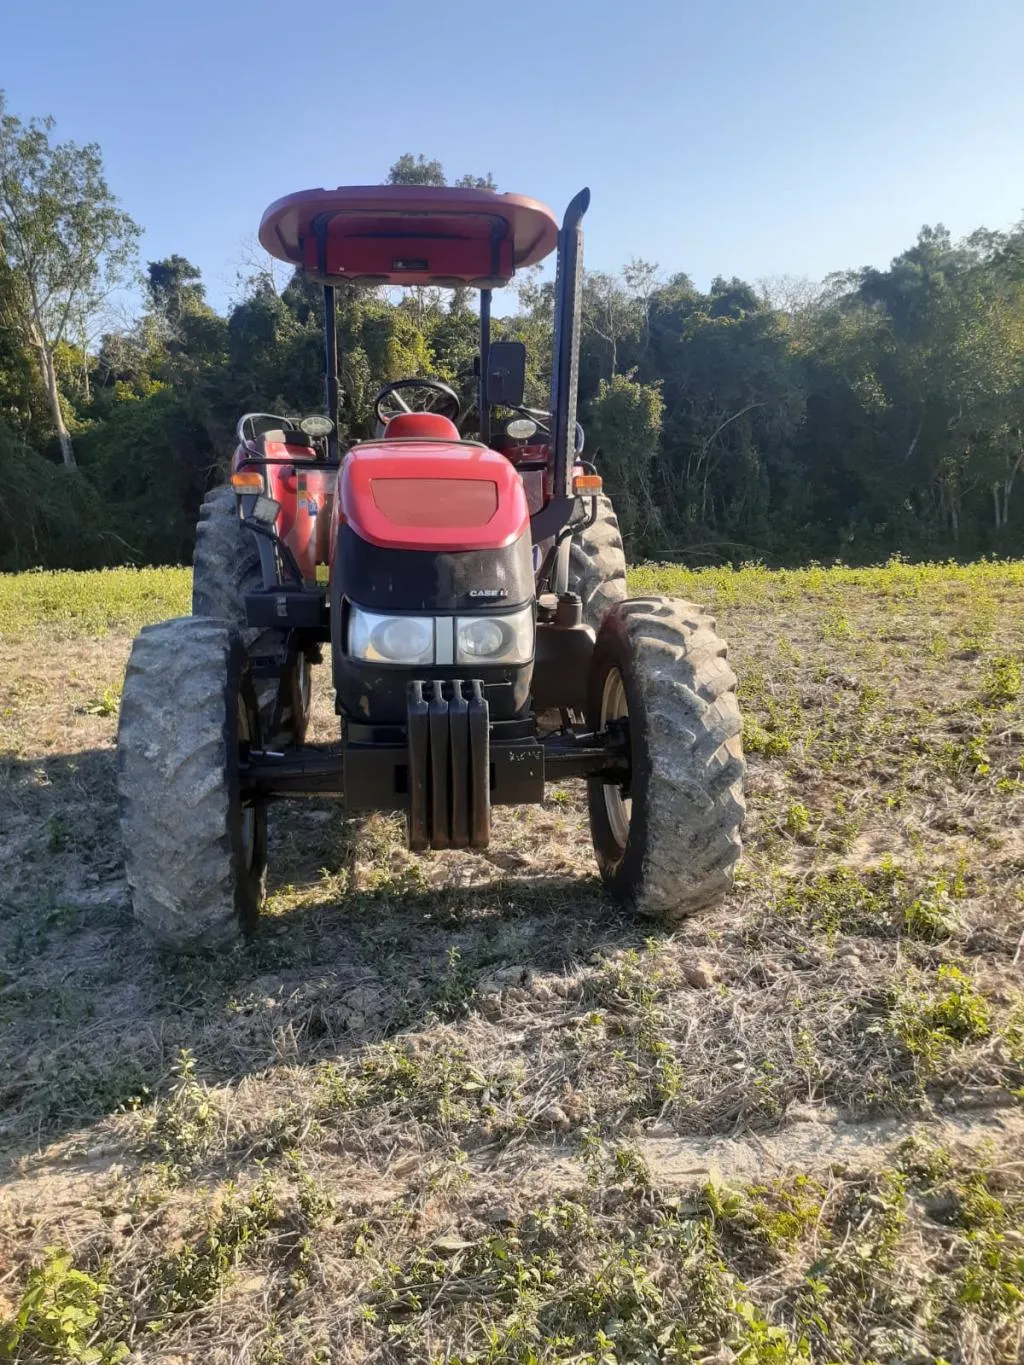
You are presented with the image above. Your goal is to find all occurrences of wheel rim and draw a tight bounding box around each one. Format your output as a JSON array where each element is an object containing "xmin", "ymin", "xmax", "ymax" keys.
[
  {"xmin": 600, "ymin": 667, "xmax": 631, "ymax": 851},
  {"xmin": 237, "ymin": 695, "xmax": 257, "ymax": 872}
]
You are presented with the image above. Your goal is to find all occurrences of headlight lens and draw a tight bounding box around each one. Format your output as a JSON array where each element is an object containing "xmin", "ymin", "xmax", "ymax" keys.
[
  {"xmin": 348, "ymin": 607, "xmax": 434, "ymax": 664},
  {"xmin": 456, "ymin": 604, "xmax": 533, "ymax": 664},
  {"xmin": 458, "ymin": 618, "xmax": 507, "ymax": 657},
  {"xmin": 346, "ymin": 604, "xmax": 533, "ymax": 666}
]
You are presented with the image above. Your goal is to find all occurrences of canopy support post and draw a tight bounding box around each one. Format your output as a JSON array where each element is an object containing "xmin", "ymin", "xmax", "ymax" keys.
[
  {"xmin": 324, "ymin": 283, "xmax": 341, "ymax": 461},
  {"xmin": 478, "ymin": 288, "xmax": 492, "ymax": 446}
]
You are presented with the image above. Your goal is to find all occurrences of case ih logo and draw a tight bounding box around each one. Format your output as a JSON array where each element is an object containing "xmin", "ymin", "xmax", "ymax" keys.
[{"xmin": 468, "ymin": 588, "xmax": 508, "ymax": 599}]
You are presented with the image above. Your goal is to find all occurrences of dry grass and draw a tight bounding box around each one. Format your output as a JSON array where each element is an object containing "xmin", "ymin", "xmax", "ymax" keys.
[{"xmin": 2, "ymin": 558, "xmax": 1024, "ymax": 1362}]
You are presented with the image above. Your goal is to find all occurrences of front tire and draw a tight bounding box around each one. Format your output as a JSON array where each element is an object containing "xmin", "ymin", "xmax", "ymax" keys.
[
  {"xmin": 192, "ymin": 486, "xmax": 311, "ymax": 747},
  {"xmin": 568, "ymin": 493, "xmax": 628, "ymax": 631},
  {"xmin": 117, "ymin": 617, "xmax": 267, "ymax": 951},
  {"xmin": 586, "ymin": 598, "xmax": 745, "ymax": 924}
]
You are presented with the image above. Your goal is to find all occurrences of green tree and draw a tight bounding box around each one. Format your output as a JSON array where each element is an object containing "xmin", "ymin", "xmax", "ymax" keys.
[
  {"xmin": 0, "ymin": 91, "xmax": 140, "ymax": 464},
  {"xmin": 454, "ymin": 171, "xmax": 497, "ymax": 190},
  {"xmin": 587, "ymin": 371, "xmax": 665, "ymax": 551},
  {"xmin": 147, "ymin": 254, "xmax": 207, "ymax": 328},
  {"xmin": 0, "ymin": 254, "xmax": 44, "ymax": 438},
  {"xmin": 387, "ymin": 154, "xmax": 446, "ymax": 187}
]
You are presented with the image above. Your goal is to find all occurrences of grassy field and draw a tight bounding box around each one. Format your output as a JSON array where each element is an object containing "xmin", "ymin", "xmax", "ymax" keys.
[{"xmin": 2, "ymin": 559, "xmax": 1024, "ymax": 1363}]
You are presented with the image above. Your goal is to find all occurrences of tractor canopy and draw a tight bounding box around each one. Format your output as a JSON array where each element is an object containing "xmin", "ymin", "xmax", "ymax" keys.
[{"xmin": 258, "ymin": 185, "xmax": 559, "ymax": 288}]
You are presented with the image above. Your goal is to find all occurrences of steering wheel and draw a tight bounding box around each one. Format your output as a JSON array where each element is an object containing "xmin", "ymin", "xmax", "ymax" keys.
[{"xmin": 373, "ymin": 378, "xmax": 461, "ymax": 426}]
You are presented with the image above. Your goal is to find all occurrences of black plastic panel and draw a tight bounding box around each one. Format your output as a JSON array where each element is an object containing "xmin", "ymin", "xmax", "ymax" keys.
[
  {"xmin": 532, "ymin": 621, "xmax": 595, "ymax": 711},
  {"xmin": 334, "ymin": 524, "xmax": 533, "ymax": 613}
]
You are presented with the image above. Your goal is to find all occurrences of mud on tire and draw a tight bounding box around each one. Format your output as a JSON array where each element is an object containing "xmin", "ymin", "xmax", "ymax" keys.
[
  {"xmin": 568, "ymin": 493, "xmax": 628, "ymax": 631},
  {"xmin": 586, "ymin": 597, "xmax": 745, "ymax": 924},
  {"xmin": 192, "ymin": 486, "xmax": 310, "ymax": 746},
  {"xmin": 117, "ymin": 616, "xmax": 267, "ymax": 951}
]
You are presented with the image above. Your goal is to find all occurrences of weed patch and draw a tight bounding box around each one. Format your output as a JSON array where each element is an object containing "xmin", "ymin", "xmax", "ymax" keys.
[{"xmin": 891, "ymin": 964, "xmax": 994, "ymax": 1075}]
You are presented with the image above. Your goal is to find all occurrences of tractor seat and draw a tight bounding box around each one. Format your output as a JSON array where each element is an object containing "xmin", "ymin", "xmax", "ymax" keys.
[
  {"xmin": 261, "ymin": 428, "xmax": 314, "ymax": 449},
  {"xmin": 237, "ymin": 428, "xmax": 318, "ymax": 469},
  {"xmin": 384, "ymin": 413, "xmax": 460, "ymax": 441}
]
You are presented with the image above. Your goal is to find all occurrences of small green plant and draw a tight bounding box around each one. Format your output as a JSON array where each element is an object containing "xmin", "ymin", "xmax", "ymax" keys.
[
  {"xmin": 741, "ymin": 691, "xmax": 802, "ymax": 759},
  {"xmin": 83, "ymin": 685, "xmax": 121, "ymax": 717},
  {"xmin": 743, "ymin": 715, "xmax": 791, "ymax": 757},
  {"xmin": 784, "ymin": 801, "xmax": 812, "ymax": 838},
  {"xmin": 981, "ymin": 654, "xmax": 1022, "ymax": 707},
  {"xmin": 431, "ymin": 945, "xmax": 476, "ymax": 1020},
  {"xmin": 140, "ymin": 1049, "xmax": 218, "ymax": 1180},
  {"xmin": 821, "ymin": 610, "xmax": 852, "ymax": 640},
  {"xmin": 892, "ymin": 965, "xmax": 993, "ymax": 1074},
  {"xmin": 903, "ymin": 875, "xmax": 961, "ymax": 941},
  {"xmin": 0, "ymin": 1249, "xmax": 127, "ymax": 1363},
  {"xmin": 580, "ymin": 1132, "xmax": 653, "ymax": 1190},
  {"xmin": 702, "ymin": 1178, "xmax": 746, "ymax": 1222},
  {"xmin": 825, "ymin": 796, "xmax": 861, "ymax": 853},
  {"xmin": 146, "ymin": 1178, "xmax": 279, "ymax": 1318},
  {"xmin": 748, "ymin": 1175, "xmax": 826, "ymax": 1246},
  {"xmin": 46, "ymin": 814, "xmax": 71, "ymax": 852},
  {"xmin": 317, "ymin": 1038, "xmax": 511, "ymax": 1139},
  {"xmin": 895, "ymin": 1135, "xmax": 954, "ymax": 1184},
  {"xmin": 924, "ymin": 965, "xmax": 994, "ymax": 1042},
  {"xmin": 779, "ymin": 864, "xmax": 901, "ymax": 939},
  {"xmin": 294, "ymin": 1168, "xmax": 336, "ymax": 1229},
  {"xmin": 936, "ymin": 725, "xmax": 992, "ymax": 779}
]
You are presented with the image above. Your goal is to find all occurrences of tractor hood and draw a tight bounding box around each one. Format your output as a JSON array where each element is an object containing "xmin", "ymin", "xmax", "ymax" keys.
[{"xmin": 338, "ymin": 440, "xmax": 530, "ymax": 554}]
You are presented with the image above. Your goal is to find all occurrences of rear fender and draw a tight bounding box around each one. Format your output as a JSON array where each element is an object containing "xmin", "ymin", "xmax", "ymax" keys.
[{"xmin": 233, "ymin": 440, "xmax": 337, "ymax": 582}]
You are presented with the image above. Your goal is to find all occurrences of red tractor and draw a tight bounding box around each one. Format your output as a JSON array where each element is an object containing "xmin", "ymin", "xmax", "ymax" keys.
[{"xmin": 116, "ymin": 185, "xmax": 745, "ymax": 950}]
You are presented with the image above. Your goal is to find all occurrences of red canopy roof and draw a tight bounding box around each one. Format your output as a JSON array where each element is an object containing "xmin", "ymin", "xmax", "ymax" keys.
[{"xmin": 258, "ymin": 185, "xmax": 559, "ymax": 289}]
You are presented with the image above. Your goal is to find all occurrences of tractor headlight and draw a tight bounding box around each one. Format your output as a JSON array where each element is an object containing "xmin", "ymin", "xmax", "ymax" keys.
[
  {"xmin": 455, "ymin": 605, "xmax": 534, "ymax": 664},
  {"xmin": 346, "ymin": 603, "xmax": 534, "ymax": 667},
  {"xmin": 348, "ymin": 608, "xmax": 434, "ymax": 665}
]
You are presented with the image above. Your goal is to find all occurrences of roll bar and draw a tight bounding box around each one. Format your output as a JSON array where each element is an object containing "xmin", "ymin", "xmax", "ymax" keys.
[
  {"xmin": 549, "ymin": 189, "xmax": 591, "ymax": 503},
  {"xmin": 527, "ymin": 188, "xmax": 590, "ymax": 542}
]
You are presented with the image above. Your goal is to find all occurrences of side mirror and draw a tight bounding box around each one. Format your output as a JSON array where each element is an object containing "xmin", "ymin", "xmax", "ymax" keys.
[{"xmin": 485, "ymin": 341, "xmax": 526, "ymax": 408}]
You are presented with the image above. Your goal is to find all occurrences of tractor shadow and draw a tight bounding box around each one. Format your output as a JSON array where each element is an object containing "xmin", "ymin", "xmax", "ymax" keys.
[{"xmin": 0, "ymin": 744, "xmax": 649, "ymax": 1169}]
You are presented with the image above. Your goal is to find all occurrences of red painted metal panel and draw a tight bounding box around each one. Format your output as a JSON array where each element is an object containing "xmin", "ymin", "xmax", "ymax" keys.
[
  {"xmin": 340, "ymin": 441, "xmax": 529, "ymax": 551},
  {"xmin": 259, "ymin": 185, "xmax": 558, "ymax": 287},
  {"xmin": 371, "ymin": 478, "xmax": 498, "ymax": 528}
]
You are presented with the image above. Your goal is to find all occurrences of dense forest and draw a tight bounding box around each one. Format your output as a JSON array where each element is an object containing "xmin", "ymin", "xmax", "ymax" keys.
[{"xmin": 3, "ymin": 95, "xmax": 1024, "ymax": 571}]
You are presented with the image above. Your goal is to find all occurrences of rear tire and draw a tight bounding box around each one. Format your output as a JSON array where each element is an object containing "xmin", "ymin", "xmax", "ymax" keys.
[
  {"xmin": 586, "ymin": 597, "xmax": 745, "ymax": 925},
  {"xmin": 568, "ymin": 494, "xmax": 628, "ymax": 631},
  {"xmin": 117, "ymin": 616, "xmax": 267, "ymax": 951},
  {"xmin": 192, "ymin": 486, "xmax": 311, "ymax": 746}
]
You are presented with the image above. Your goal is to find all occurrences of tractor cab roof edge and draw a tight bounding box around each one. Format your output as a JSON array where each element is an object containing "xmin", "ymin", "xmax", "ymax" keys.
[{"xmin": 258, "ymin": 185, "xmax": 560, "ymax": 289}]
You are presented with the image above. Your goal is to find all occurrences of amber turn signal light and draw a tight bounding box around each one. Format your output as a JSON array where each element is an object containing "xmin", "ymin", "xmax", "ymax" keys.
[
  {"xmin": 231, "ymin": 472, "xmax": 264, "ymax": 491},
  {"xmin": 572, "ymin": 473, "xmax": 603, "ymax": 494}
]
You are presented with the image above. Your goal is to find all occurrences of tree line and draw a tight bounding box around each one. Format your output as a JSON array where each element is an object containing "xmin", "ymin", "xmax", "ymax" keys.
[{"xmin": 3, "ymin": 100, "xmax": 1024, "ymax": 572}]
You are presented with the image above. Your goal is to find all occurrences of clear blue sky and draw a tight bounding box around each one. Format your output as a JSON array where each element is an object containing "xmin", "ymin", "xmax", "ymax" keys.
[{"xmin": 5, "ymin": 0, "xmax": 1024, "ymax": 313}]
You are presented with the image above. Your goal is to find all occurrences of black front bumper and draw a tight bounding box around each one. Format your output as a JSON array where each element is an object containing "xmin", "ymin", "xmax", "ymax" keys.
[{"xmin": 240, "ymin": 680, "xmax": 628, "ymax": 851}]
